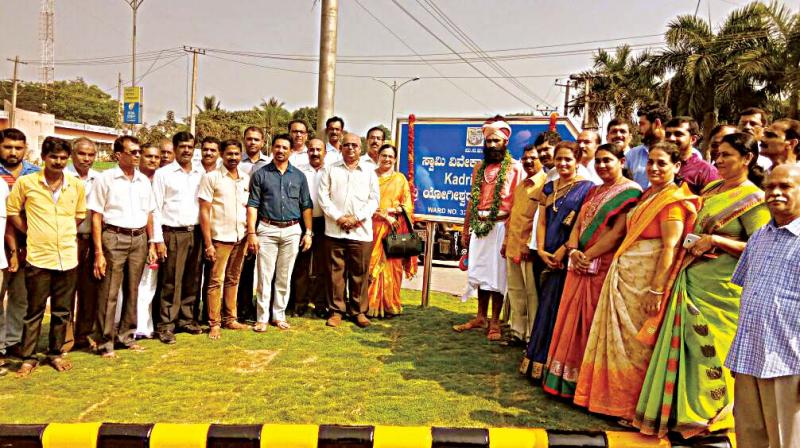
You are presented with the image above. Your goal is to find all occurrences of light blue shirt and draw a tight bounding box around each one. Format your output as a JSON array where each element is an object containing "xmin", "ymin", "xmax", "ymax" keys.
[{"xmin": 725, "ymin": 217, "xmax": 800, "ymax": 378}]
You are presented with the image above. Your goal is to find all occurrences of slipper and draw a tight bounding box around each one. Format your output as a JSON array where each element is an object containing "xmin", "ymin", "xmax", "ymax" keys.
[
  {"xmin": 127, "ymin": 343, "xmax": 146, "ymax": 352},
  {"xmin": 253, "ymin": 323, "xmax": 268, "ymax": 333},
  {"xmin": 101, "ymin": 351, "xmax": 118, "ymax": 359},
  {"xmin": 50, "ymin": 356, "xmax": 73, "ymax": 372},
  {"xmin": 487, "ymin": 324, "xmax": 502, "ymax": 342},
  {"xmin": 16, "ymin": 361, "xmax": 36, "ymax": 378},
  {"xmin": 273, "ymin": 321, "xmax": 291, "ymax": 330},
  {"xmin": 209, "ymin": 326, "xmax": 222, "ymax": 340},
  {"xmin": 452, "ymin": 318, "xmax": 487, "ymax": 333}
]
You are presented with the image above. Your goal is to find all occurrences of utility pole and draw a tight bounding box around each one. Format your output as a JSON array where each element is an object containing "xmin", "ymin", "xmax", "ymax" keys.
[
  {"xmin": 183, "ymin": 46, "xmax": 205, "ymax": 136},
  {"xmin": 554, "ymin": 78, "xmax": 574, "ymax": 117},
  {"xmin": 316, "ymin": 0, "xmax": 338, "ymax": 138},
  {"xmin": 6, "ymin": 56, "xmax": 28, "ymax": 128},
  {"xmin": 535, "ymin": 105, "xmax": 558, "ymax": 117},
  {"xmin": 570, "ymin": 74, "xmax": 598, "ymax": 130},
  {"xmin": 116, "ymin": 72, "xmax": 123, "ymax": 132},
  {"xmin": 123, "ymin": 0, "xmax": 144, "ymax": 87}
]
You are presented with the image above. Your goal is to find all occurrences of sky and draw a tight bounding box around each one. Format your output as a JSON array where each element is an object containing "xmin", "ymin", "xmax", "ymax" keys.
[{"xmin": 0, "ymin": 0, "xmax": 747, "ymax": 135}]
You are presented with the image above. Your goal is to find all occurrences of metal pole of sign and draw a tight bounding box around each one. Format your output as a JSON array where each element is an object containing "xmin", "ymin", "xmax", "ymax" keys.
[{"xmin": 420, "ymin": 221, "xmax": 436, "ymax": 308}]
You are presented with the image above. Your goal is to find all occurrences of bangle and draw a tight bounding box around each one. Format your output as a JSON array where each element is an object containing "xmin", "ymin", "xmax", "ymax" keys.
[
  {"xmin": 648, "ymin": 289, "xmax": 664, "ymax": 295},
  {"xmin": 247, "ymin": 231, "xmax": 256, "ymax": 235}
]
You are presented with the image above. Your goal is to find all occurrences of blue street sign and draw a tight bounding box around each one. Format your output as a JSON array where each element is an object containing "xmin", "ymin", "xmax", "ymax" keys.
[{"xmin": 124, "ymin": 101, "xmax": 141, "ymax": 124}]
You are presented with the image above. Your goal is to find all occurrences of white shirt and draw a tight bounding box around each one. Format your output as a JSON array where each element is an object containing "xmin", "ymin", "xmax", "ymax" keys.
[
  {"xmin": 545, "ymin": 164, "xmax": 602, "ymax": 185},
  {"xmin": 88, "ymin": 167, "xmax": 155, "ymax": 229},
  {"xmin": 326, "ymin": 143, "xmax": 343, "ymax": 164},
  {"xmin": 65, "ymin": 165, "xmax": 100, "ymax": 235},
  {"xmin": 318, "ymin": 160, "xmax": 380, "ymax": 242},
  {"xmin": 0, "ymin": 181, "xmax": 8, "ymax": 269},
  {"xmin": 152, "ymin": 161, "xmax": 204, "ymax": 229},
  {"xmin": 359, "ymin": 155, "xmax": 378, "ymax": 172},
  {"xmin": 297, "ymin": 163, "xmax": 325, "ymax": 218}
]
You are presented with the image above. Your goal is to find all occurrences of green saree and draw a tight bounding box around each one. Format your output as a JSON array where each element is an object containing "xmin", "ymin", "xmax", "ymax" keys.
[{"xmin": 633, "ymin": 180, "xmax": 769, "ymax": 438}]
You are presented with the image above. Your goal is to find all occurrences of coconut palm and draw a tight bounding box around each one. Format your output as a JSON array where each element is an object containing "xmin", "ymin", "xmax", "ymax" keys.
[
  {"xmin": 648, "ymin": 3, "xmax": 769, "ymax": 141},
  {"xmin": 254, "ymin": 96, "xmax": 290, "ymax": 142},
  {"xmin": 200, "ymin": 95, "xmax": 222, "ymax": 112},
  {"xmin": 571, "ymin": 45, "xmax": 657, "ymax": 127}
]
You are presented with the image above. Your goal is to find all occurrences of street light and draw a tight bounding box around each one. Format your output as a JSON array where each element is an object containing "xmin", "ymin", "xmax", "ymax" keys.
[
  {"xmin": 123, "ymin": 0, "xmax": 145, "ymax": 87},
  {"xmin": 372, "ymin": 77, "xmax": 420, "ymax": 140}
]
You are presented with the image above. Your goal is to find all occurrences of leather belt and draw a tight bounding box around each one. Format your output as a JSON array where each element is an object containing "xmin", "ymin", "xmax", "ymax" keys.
[
  {"xmin": 104, "ymin": 224, "xmax": 146, "ymax": 236},
  {"xmin": 163, "ymin": 225, "xmax": 196, "ymax": 232},
  {"xmin": 260, "ymin": 218, "xmax": 299, "ymax": 228}
]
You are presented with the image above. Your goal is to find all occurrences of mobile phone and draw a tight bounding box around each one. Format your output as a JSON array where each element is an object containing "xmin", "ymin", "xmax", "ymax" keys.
[{"xmin": 683, "ymin": 233, "xmax": 700, "ymax": 249}]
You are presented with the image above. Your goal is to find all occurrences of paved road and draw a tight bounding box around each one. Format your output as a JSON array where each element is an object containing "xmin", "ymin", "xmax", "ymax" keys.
[{"xmin": 401, "ymin": 259, "xmax": 468, "ymax": 299}]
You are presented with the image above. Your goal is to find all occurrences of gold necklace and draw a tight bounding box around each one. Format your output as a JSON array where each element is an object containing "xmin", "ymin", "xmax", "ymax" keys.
[{"xmin": 552, "ymin": 178, "xmax": 577, "ymax": 213}]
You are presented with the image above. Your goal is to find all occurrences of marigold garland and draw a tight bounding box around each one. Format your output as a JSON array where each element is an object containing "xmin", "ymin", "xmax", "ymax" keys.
[{"xmin": 469, "ymin": 152, "xmax": 512, "ymax": 238}]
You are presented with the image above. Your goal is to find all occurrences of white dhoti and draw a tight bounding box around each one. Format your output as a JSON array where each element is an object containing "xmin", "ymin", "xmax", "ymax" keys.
[
  {"xmin": 462, "ymin": 221, "xmax": 507, "ymax": 301},
  {"xmin": 114, "ymin": 264, "xmax": 158, "ymax": 337}
]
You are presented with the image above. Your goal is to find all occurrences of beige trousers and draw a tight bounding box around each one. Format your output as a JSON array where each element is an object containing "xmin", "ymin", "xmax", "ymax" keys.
[
  {"xmin": 735, "ymin": 373, "xmax": 800, "ymax": 448},
  {"xmin": 505, "ymin": 257, "xmax": 538, "ymax": 341}
]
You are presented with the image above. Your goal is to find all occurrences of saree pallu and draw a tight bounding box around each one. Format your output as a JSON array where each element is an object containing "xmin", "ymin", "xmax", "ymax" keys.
[
  {"xmin": 521, "ymin": 179, "xmax": 594, "ymax": 380},
  {"xmin": 543, "ymin": 183, "xmax": 642, "ymax": 398},
  {"xmin": 574, "ymin": 183, "xmax": 698, "ymax": 421},
  {"xmin": 367, "ymin": 172, "xmax": 417, "ymax": 317},
  {"xmin": 634, "ymin": 184, "xmax": 768, "ymax": 438}
]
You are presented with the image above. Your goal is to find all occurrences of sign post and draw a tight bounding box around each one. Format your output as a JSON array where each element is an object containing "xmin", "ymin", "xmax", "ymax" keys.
[
  {"xmin": 123, "ymin": 86, "xmax": 142, "ymax": 125},
  {"xmin": 397, "ymin": 116, "xmax": 579, "ymax": 306}
]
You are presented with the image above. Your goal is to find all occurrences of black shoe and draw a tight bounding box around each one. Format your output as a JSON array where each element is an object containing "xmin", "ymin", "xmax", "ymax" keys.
[
  {"xmin": 177, "ymin": 323, "xmax": 203, "ymax": 335},
  {"xmin": 158, "ymin": 331, "xmax": 177, "ymax": 345},
  {"xmin": 500, "ymin": 336, "xmax": 526, "ymax": 347},
  {"xmin": 314, "ymin": 307, "xmax": 329, "ymax": 319}
]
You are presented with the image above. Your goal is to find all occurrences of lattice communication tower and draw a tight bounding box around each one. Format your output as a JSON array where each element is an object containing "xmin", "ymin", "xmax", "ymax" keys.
[{"xmin": 39, "ymin": 0, "xmax": 55, "ymax": 85}]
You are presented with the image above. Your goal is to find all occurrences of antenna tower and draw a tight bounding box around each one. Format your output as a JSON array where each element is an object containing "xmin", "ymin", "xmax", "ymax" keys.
[{"xmin": 39, "ymin": 0, "xmax": 55, "ymax": 85}]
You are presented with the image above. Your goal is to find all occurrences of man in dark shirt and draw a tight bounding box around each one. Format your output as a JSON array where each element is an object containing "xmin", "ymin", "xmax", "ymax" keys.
[
  {"xmin": 246, "ymin": 134, "xmax": 313, "ymax": 332},
  {"xmin": 665, "ymin": 116, "xmax": 719, "ymax": 194}
]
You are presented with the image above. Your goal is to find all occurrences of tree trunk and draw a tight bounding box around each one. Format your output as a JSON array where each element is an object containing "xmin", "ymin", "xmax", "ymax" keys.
[
  {"xmin": 788, "ymin": 89, "xmax": 799, "ymax": 120},
  {"xmin": 701, "ymin": 110, "xmax": 717, "ymax": 161}
]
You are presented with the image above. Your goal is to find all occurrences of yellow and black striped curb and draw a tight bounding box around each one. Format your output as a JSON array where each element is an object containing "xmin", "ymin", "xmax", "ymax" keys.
[{"xmin": 0, "ymin": 423, "xmax": 735, "ymax": 447}]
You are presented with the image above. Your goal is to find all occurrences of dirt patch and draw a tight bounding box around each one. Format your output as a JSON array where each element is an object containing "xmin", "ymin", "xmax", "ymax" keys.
[{"xmin": 230, "ymin": 349, "xmax": 281, "ymax": 373}]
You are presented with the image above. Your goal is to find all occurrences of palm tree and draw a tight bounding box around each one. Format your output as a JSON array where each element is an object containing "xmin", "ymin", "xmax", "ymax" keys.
[
  {"xmin": 572, "ymin": 45, "xmax": 658, "ymax": 127},
  {"xmin": 730, "ymin": 1, "xmax": 800, "ymax": 119},
  {"xmin": 648, "ymin": 3, "xmax": 769, "ymax": 141},
  {"xmin": 200, "ymin": 95, "xmax": 221, "ymax": 112},
  {"xmin": 254, "ymin": 96, "xmax": 289, "ymax": 141}
]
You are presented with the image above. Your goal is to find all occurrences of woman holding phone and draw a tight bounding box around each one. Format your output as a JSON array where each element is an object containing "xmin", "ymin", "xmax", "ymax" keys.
[
  {"xmin": 574, "ymin": 142, "xmax": 699, "ymax": 424},
  {"xmin": 634, "ymin": 133, "xmax": 769, "ymax": 438}
]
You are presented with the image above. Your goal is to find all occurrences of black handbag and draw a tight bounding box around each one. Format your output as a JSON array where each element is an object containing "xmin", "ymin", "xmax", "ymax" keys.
[{"xmin": 382, "ymin": 207, "xmax": 423, "ymax": 259}]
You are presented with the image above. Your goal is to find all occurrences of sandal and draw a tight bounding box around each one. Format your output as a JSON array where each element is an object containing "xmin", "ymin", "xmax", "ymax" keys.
[
  {"xmin": 273, "ymin": 321, "xmax": 291, "ymax": 330},
  {"xmin": 16, "ymin": 361, "xmax": 36, "ymax": 378},
  {"xmin": 253, "ymin": 323, "xmax": 268, "ymax": 333},
  {"xmin": 209, "ymin": 326, "xmax": 222, "ymax": 340},
  {"xmin": 487, "ymin": 323, "xmax": 502, "ymax": 342},
  {"xmin": 452, "ymin": 318, "xmax": 487, "ymax": 332},
  {"xmin": 50, "ymin": 356, "xmax": 73, "ymax": 372}
]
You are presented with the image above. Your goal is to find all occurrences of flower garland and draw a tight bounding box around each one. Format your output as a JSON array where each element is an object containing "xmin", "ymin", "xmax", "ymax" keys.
[{"xmin": 469, "ymin": 152, "xmax": 512, "ymax": 238}]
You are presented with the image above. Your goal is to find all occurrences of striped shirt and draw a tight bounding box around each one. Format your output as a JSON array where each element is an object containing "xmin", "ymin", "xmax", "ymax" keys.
[
  {"xmin": 725, "ymin": 217, "xmax": 800, "ymax": 378},
  {"xmin": 0, "ymin": 161, "xmax": 40, "ymax": 189}
]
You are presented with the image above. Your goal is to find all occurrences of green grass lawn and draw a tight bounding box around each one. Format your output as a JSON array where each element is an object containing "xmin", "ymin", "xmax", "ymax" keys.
[{"xmin": 0, "ymin": 291, "xmax": 612, "ymax": 430}]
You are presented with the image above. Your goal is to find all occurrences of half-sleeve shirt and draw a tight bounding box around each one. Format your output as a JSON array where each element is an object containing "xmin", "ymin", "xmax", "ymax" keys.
[
  {"xmin": 198, "ymin": 166, "xmax": 249, "ymax": 243},
  {"xmin": 88, "ymin": 166, "xmax": 155, "ymax": 229}
]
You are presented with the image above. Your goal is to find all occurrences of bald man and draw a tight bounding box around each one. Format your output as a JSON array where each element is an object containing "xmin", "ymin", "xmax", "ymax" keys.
[{"xmin": 727, "ymin": 164, "xmax": 800, "ymax": 448}]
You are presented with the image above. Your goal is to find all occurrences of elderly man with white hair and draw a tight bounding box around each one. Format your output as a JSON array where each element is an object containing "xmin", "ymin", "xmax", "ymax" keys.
[{"xmin": 454, "ymin": 116, "xmax": 525, "ymax": 342}]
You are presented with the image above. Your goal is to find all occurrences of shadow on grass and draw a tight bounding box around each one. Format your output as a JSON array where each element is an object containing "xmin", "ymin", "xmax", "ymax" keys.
[{"xmin": 360, "ymin": 299, "xmax": 612, "ymax": 430}]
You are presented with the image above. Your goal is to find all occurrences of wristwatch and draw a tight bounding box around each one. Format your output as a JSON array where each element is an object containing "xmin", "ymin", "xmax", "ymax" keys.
[{"xmin": 304, "ymin": 230, "xmax": 314, "ymax": 238}]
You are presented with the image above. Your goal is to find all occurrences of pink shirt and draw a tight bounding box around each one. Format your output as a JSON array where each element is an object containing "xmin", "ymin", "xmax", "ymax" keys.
[{"xmin": 472, "ymin": 160, "xmax": 525, "ymax": 214}]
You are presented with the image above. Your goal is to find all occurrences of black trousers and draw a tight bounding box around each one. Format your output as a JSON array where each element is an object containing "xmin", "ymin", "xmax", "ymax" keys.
[
  {"xmin": 236, "ymin": 255, "xmax": 257, "ymax": 324},
  {"xmin": 20, "ymin": 265, "xmax": 77, "ymax": 362},
  {"xmin": 157, "ymin": 228, "xmax": 202, "ymax": 333},
  {"xmin": 289, "ymin": 217, "xmax": 328, "ymax": 312}
]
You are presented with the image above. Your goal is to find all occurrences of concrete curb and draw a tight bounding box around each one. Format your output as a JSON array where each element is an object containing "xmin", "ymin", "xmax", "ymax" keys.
[{"xmin": 0, "ymin": 423, "xmax": 735, "ymax": 447}]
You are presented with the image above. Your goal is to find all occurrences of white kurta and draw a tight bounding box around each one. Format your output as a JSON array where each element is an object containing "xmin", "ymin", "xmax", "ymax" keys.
[{"xmin": 462, "ymin": 221, "xmax": 507, "ymax": 301}]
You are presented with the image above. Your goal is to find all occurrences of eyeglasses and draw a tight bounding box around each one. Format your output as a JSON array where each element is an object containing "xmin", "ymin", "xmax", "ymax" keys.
[
  {"xmin": 122, "ymin": 150, "xmax": 142, "ymax": 156},
  {"xmin": 342, "ymin": 143, "xmax": 359, "ymax": 148},
  {"xmin": 290, "ymin": 130, "xmax": 307, "ymax": 135}
]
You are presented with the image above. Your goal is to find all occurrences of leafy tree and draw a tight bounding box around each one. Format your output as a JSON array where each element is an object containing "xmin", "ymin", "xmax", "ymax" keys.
[
  {"xmin": 0, "ymin": 78, "xmax": 118, "ymax": 127},
  {"xmin": 291, "ymin": 106, "xmax": 318, "ymax": 138},
  {"xmin": 136, "ymin": 110, "xmax": 186, "ymax": 144}
]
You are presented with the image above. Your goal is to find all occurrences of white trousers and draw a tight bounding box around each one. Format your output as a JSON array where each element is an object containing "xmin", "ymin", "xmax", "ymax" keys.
[
  {"xmin": 114, "ymin": 264, "xmax": 158, "ymax": 337},
  {"xmin": 255, "ymin": 223, "xmax": 301, "ymax": 323}
]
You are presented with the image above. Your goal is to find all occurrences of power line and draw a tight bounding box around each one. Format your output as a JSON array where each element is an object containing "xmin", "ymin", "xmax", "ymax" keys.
[{"xmin": 389, "ymin": 0, "xmax": 537, "ymax": 109}]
